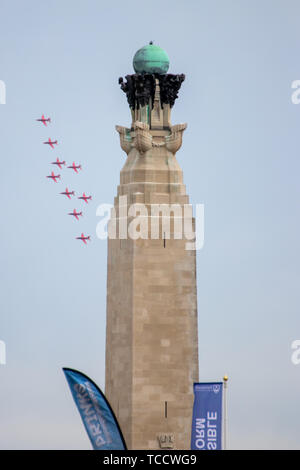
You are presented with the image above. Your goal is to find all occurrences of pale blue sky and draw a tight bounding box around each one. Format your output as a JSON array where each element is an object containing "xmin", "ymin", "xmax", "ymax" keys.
[{"xmin": 0, "ymin": 0, "xmax": 300, "ymax": 449}]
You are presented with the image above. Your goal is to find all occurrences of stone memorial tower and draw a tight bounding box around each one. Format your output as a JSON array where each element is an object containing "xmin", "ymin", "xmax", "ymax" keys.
[{"xmin": 105, "ymin": 43, "xmax": 199, "ymax": 450}]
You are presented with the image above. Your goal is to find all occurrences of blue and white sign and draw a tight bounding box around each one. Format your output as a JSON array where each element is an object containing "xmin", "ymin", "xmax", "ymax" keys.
[
  {"xmin": 63, "ymin": 368, "xmax": 127, "ymax": 450},
  {"xmin": 191, "ymin": 382, "xmax": 223, "ymax": 450}
]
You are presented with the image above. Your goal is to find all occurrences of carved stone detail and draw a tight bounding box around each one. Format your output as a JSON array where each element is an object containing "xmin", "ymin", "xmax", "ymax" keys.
[
  {"xmin": 151, "ymin": 79, "xmax": 163, "ymax": 129},
  {"xmin": 118, "ymin": 73, "xmax": 185, "ymax": 110},
  {"xmin": 115, "ymin": 125, "xmax": 132, "ymax": 155},
  {"xmin": 116, "ymin": 121, "xmax": 187, "ymax": 155},
  {"xmin": 133, "ymin": 121, "xmax": 152, "ymax": 154},
  {"xmin": 158, "ymin": 74, "xmax": 185, "ymax": 108},
  {"xmin": 165, "ymin": 123, "xmax": 187, "ymax": 153},
  {"xmin": 119, "ymin": 74, "xmax": 155, "ymax": 110},
  {"xmin": 157, "ymin": 433, "xmax": 175, "ymax": 449}
]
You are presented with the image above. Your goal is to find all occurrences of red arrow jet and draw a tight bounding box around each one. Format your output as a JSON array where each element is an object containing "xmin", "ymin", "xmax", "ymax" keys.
[
  {"xmin": 67, "ymin": 162, "xmax": 82, "ymax": 173},
  {"xmin": 60, "ymin": 188, "xmax": 75, "ymax": 199},
  {"xmin": 47, "ymin": 171, "xmax": 60, "ymax": 183},
  {"xmin": 68, "ymin": 209, "xmax": 83, "ymax": 221},
  {"xmin": 51, "ymin": 157, "xmax": 66, "ymax": 169},
  {"xmin": 78, "ymin": 193, "xmax": 92, "ymax": 204},
  {"xmin": 36, "ymin": 114, "xmax": 51, "ymax": 126},
  {"xmin": 76, "ymin": 233, "xmax": 91, "ymax": 244},
  {"xmin": 44, "ymin": 138, "xmax": 58, "ymax": 149}
]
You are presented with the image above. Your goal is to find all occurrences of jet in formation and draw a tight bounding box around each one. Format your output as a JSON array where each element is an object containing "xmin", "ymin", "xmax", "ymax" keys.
[
  {"xmin": 68, "ymin": 162, "xmax": 82, "ymax": 173},
  {"xmin": 68, "ymin": 209, "xmax": 83, "ymax": 221},
  {"xmin": 60, "ymin": 188, "xmax": 75, "ymax": 199},
  {"xmin": 76, "ymin": 233, "xmax": 91, "ymax": 244},
  {"xmin": 36, "ymin": 115, "xmax": 51, "ymax": 126},
  {"xmin": 44, "ymin": 138, "xmax": 58, "ymax": 149},
  {"xmin": 47, "ymin": 171, "xmax": 60, "ymax": 183},
  {"xmin": 78, "ymin": 193, "xmax": 92, "ymax": 204},
  {"xmin": 51, "ymin": 157, "xmax": 66, "ymax": 169}
]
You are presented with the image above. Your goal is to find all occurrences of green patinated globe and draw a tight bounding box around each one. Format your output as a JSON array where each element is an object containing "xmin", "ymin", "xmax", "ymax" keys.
[{"xmin": 133, "ymin": 42, "xmax": 169, "ymax": 74}]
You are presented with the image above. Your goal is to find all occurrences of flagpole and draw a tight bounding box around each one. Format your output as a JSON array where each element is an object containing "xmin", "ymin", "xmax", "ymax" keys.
[{"xmin": 223, "ymin": 375, "xmax": 228, "ymax": 450}]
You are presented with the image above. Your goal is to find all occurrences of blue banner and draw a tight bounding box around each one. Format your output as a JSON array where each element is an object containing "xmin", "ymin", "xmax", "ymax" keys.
[
  {"xmin": 191, "ymin": 382, "xmax": 223, "ymax": 450},
  {"xmin": 63, "ymin": 368, "xmax": 127, "ymax": 450}
]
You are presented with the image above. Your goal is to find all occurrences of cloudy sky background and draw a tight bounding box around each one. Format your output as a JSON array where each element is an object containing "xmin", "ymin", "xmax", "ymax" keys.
[{"xmin": 0, "ymin": 0, "xmax": 300, "ymax": 449}]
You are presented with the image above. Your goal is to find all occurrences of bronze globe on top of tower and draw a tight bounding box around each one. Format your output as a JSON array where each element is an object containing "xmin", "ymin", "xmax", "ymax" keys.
[
  {"xmin": 133, "ymin": 42, "xmax": 170, "ymax": 74},
  {"xmin": 118, "ymin": 42, "xmax": 185, "ymax": 111}
]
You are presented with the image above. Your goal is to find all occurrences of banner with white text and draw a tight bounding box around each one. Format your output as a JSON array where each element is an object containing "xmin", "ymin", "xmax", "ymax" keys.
[
  {"xmin": 191, "ymin": 382, "xmax": 223, "ymax": 450},
  {"xmin": 63, "ymin": 368, "xmax": 127, "ymax": 450}
]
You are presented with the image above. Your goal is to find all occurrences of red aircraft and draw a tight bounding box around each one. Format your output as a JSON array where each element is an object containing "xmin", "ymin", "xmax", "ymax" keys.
[
  {"xmin": 78, "ymin": 192, "xmax": 92, "ymax": 204},
  {"xmin": 67, "ymin": 162, "xmax": 82, "ymax": 173},
  {"xmin": 43, "ymin": 138, "xmax": 58, "ymax": 149},
  {"xmin": 36, "ymin": 114, "xmax": 51, "ymax": 126},
  {"xmin": 76, "ymin": 233, "xmax": 91, "ymax": 244},
  {"xmin": 68, "ymin": 209, "xmax": 83, "ymax": 221},
  {"xmin": 47, "ymin": 171, "xmax": 60, "ymax": 183},
  {"xmin": 51, "ymin": 157, "xmax": 66, "ymax": 169},
  {"xmin": 60, "ymin": 188, "xmax": 75, "ymax": 199}
]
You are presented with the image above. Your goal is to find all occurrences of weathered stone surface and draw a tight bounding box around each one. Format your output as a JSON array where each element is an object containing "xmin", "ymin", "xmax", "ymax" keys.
[{"xmin": 105, "ymin": 78, "xmax": 198, "ymax": 450}]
